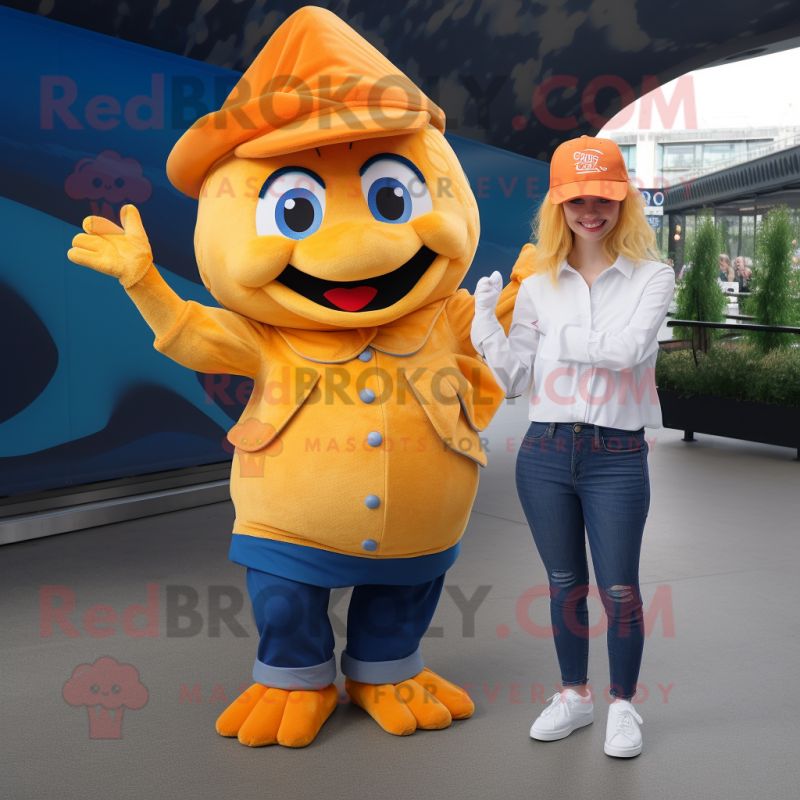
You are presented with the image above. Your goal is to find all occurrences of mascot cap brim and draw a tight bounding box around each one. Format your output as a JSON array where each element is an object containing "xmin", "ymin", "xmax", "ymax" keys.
[{"xmin": 167, "ymin": 6, "xmax": 445, "ymax": 199}]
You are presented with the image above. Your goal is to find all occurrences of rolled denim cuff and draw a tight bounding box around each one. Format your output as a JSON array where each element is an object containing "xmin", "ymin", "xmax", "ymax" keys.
[
  {"xmin": 340, "ymin": 647, "xmax": 424, "ymax": 684},
  {"xmin": 252, "ymin": 655, "xmax": 336, "ymax": 690}
]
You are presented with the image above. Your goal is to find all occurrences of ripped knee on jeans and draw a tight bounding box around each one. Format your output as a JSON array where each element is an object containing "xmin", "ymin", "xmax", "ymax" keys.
[
  {"xmin": 606, "ymin": 584, "xmax": 636, "ymax": 603},
  {"xmin": 549, "ymin": 569, "xmax": 580, "ymax": 589}
]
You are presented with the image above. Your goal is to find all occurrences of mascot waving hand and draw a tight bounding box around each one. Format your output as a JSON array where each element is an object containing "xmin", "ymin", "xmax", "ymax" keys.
[{"xmin": 68, "ymin": 7, "xmax": 533, "ymax": 748}]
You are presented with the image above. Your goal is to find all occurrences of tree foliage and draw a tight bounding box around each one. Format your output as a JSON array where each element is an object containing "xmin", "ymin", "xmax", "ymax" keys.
[
  {"xmin": 745, "ymin": 205, "xmax": 800, "ymax": 353},
  {"xmin": 673, "ymin": 212, "xmax": 727, "ymax": 342}
]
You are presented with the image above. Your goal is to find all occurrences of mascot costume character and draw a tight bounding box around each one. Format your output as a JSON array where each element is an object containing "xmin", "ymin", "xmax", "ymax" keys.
[{"xmin": 68, "ymin": 6, "xmax": 533, "ymax": 748}]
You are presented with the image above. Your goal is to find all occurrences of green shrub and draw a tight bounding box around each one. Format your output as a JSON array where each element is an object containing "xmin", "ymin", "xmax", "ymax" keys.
[
  {"xmin": 673, "ymin": 212, "xmax": 727, "ymax": 342},
  {"xmin": 656, "ymin": 341, "xmax": 800, "ymax": 407},
  {"xmin": 745, "ymin": 205, "xmax": 800, "ymax": 353}
]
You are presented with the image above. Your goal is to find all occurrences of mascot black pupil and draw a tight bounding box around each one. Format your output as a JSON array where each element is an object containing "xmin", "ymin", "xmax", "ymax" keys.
[
  {"xmin": 284, "ymin": 197, "xmax": 315, "ymax": 232},
  {"xmin": 376, "ymin": 186, "xmax": 405, "ymax": 220}
]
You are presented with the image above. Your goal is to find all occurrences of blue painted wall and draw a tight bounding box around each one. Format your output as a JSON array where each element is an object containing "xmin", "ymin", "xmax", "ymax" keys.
[{"xmin": 0, "ymin": 7, "xmax": 547, "ymax": 496}]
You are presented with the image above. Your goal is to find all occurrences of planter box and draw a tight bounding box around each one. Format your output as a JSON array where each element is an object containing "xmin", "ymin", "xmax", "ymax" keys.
[{"xmin": 657, "ymin": 388, "xmax": 800, "ymax": 459}]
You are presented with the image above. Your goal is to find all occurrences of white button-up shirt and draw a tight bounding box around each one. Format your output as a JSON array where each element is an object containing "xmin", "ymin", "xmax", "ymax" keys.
[{"xmin": 470, "ymin": 255, "xmax": 675, "ymax": 430}]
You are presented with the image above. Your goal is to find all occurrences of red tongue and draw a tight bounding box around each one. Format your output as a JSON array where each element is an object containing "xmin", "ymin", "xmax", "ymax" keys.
[{"xmin": 323, "ymin": 286, "xmax": 378, "ymax": 312}]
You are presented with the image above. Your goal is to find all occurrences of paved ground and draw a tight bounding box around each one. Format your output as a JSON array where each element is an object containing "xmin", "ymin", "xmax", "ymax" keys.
[{"xmin": 2, "ymin": 399, "xmax": 799, "ymax": 800}]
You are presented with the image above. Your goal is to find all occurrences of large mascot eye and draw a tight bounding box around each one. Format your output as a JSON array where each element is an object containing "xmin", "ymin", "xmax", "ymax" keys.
[
  {"xmin": 360, "ymin": 155, "xmax": 432, "ymax": 224},
  {"xmin": 256, "ymin": 168, "xmax": 326, "ymax": 240}
]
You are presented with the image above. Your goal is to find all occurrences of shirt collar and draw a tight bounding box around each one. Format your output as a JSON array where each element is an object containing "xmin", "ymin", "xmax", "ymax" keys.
[
  {"xmin": 611, "ymin": 254, "xmax": 635, "ymax": 279},
  {"xmin": 273, "ymin": 299, "xmax": 446, "ymax": 364},
  {"xmin": 559, "ymin": 254, "xmax": 634, "ymax": 280}
]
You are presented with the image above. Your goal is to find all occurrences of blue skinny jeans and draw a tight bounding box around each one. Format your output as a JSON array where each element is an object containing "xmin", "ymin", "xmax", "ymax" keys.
[{"xmin": 515, "ymin": 421, "xmax": 651, "ymax": 700}]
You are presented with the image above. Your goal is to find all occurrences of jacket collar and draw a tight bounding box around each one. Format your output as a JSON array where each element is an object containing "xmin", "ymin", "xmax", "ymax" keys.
[{"xmin": 273, "ymin": 299, "xmax": 447, "ymax": 364}]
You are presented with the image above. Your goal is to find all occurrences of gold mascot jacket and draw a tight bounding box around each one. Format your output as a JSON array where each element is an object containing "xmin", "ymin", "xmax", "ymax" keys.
[{"xmin": 119, "ymin": 7, "xmax": 535, "ymax": 582}]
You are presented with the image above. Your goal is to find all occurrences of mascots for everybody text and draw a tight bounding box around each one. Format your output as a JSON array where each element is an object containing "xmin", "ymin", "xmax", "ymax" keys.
[{"xmin": 68, "ymin": 7, "xmax": 533, "ymax": 748}]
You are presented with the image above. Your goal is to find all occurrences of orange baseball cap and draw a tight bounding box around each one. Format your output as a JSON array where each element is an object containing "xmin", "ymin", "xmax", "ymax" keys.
[
  {"xmin": 549, "ymin": 135, "xmax": 629, "ymax": 204},
  {"xmin": 167, "ymin": 6, "xmax": 445, "ymax": 198}
]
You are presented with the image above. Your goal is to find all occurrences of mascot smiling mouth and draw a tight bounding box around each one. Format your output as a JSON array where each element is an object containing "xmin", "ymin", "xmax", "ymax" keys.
[{"xmin": 275, "ymin": 246, "xmax": 438, "ymax": 312}]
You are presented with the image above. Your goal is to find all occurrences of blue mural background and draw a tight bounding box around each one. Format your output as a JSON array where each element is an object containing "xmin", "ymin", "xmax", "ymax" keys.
[{"xmin": 0, "ymin": 6, "xmax": 548, "ymax": 496}]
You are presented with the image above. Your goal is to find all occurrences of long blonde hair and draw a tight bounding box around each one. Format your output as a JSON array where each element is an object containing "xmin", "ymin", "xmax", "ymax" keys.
[{"xmin": 529, "ymin": 181, "xmax": 661, "ymax": 288}]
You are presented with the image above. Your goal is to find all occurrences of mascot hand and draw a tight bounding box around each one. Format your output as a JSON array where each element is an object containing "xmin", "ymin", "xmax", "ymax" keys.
[
  {"xmin": 474, "ymin": 270, "xmax": 503, "ymax": 317},
  {"xmin": 68, "ymin": 204, "xmax": 153, "ymax": 289}
]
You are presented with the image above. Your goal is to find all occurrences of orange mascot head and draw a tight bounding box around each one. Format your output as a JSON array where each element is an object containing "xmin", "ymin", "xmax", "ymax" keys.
[{"xmin": 166, "ymin": 6, "xmax": 479, "ymax": 331}]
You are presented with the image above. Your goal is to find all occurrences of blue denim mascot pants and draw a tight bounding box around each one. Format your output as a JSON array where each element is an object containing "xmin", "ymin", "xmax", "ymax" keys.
[{"xmin": 247, "ymin": 568, "xmax": 445, "ymax": 689}]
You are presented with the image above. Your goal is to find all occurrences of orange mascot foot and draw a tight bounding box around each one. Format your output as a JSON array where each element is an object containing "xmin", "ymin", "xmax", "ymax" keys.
[
  {"xmin": 215, "ymin": 682, "xmax": 338, "ymax": 748},
  {"xmin": 345, "ymin": 668, "xmax": 473, "ymax": 736}
]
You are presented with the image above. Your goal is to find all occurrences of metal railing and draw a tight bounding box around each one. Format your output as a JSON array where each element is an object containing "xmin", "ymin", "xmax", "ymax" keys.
[{"xmin": 666, "ymin": 318, "xmax": 800, "ymax": 355}]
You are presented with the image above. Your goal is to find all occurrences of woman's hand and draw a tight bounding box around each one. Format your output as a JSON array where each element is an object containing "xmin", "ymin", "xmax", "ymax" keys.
[
  {"xmin": 68, "ymin": 204, "xmax": 154, "ymax": 289},
  {"xmin": 474, "ymin": 270, "xmax": 504, "ymax": 317}
]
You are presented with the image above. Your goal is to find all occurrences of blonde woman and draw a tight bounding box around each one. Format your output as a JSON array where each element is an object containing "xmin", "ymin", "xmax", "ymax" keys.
[
  {"xmin": 471, "ymin": 136, "xmax": 674, "ymax": 758},
  {"xmin": 719, "ymin": 253, "xmax": 735, "ymax": 282}
]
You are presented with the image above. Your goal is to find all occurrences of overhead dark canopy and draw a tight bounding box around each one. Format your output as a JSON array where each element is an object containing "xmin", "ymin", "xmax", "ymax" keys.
[
  {"xmin": 4, "ymin": 0, "xmax": 800, "ymax": 160},
  {"xmin": 664, "ymin": 145, "xmax": 800, "ymax": 212}
]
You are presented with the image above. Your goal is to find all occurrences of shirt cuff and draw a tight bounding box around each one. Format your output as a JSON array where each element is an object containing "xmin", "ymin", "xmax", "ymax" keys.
[
  {"xmin": 470, "ymin": 313, "xmax": 504, "ymax": 353},
  {"xmin": 555, "ymin": 323, "xmax": 591, "ymax": 363}
]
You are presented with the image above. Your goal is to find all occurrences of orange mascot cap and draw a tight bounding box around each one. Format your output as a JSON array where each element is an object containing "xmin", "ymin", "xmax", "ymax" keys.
[{"xmin": 167, "ymin": 6, "xmax": 446, "ymax": 198}]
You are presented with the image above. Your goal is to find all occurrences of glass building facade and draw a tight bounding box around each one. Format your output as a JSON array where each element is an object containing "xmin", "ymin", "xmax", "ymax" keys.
[
  {"xmin": 658, "ymin": 139, "xmax": 772, "ymax": 182},
  {"xmin": 663, "ymin": 146, "xmax": 800, "ymax": 270},
  {"xmin": 619, "ymin": 144, "xmax": 637, "ymax": 177},
  {"xmin": 668, "ymin": 190, "xmax": 800, "ymax": 267}
]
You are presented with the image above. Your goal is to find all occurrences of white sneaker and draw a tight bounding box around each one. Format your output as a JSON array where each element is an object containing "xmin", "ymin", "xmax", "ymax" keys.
[
  {"xmin": 604, "ymin": 699, "xmax": 643, "ymax": 757},
  {"xmin": 530, "ymin": 688, "xmax": 594, "ymax": 741}
]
